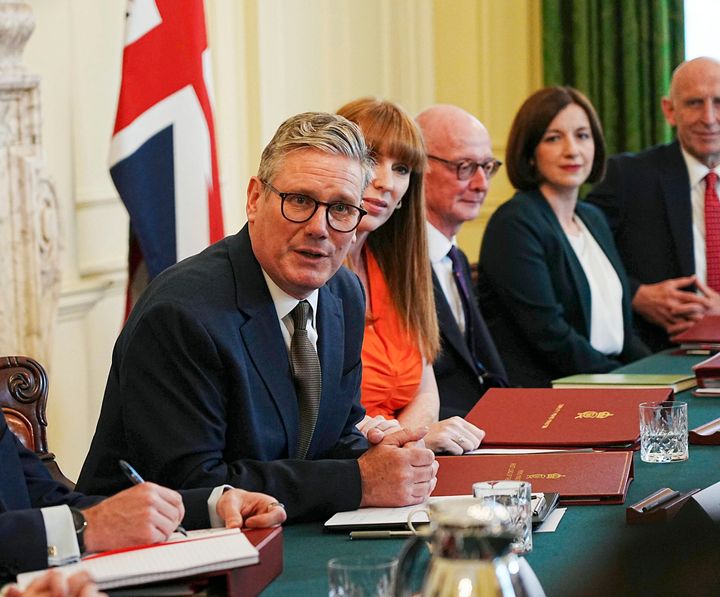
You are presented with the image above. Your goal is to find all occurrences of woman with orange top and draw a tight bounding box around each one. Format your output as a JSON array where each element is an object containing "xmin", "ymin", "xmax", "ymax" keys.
[{"xmin": 337, "ymin": 98, "xmax": 484, "ymax": 454}]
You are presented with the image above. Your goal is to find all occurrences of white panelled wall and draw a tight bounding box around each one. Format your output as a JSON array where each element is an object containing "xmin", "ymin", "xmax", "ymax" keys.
[{"xmin": 22, "ymin": 0, "xmax": 435, "ymax": 479}]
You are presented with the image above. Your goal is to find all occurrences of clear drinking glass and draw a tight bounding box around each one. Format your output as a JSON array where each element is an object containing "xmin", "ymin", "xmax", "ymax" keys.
[
  {"xmin": 328, "ymin": 555, "xmax": 397, "ymax": 597},
  {"xmin": 639, "ymin": 401, "xmax": 689, "ymax": 463},
  {"xmin": 472, "ymin": 480, "xmax": 532, "ymax": 554}
]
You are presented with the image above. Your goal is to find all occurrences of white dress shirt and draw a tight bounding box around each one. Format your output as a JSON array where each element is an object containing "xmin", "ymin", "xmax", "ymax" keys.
[
  {"xmin": 426, "ymin": 222, "xmax": 466, "ymax": 334},
  {"xmin": 682, "ymin": 147, "xmax": 720, "ymax": 286},
  {"xmin": 565, "ymin": 217, "xmax": 624, "ymax": 355},
  {"xmin": 261, "ymin": 269, "xmax": 319, "ymax": 352},
  {"xmin": 41, "ymin": 506, "xmax": 81, "ymax": 566}
]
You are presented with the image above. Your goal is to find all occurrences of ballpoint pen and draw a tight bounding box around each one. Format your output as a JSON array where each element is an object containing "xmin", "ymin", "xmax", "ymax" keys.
[
  {"xmin": 641, "ymin": 489, "xmax": 681, "ymax": 512},
  {"xmin": 118, "ymin": 459, "xmax": 188, "ymax": 536},
  {"xmin": 349, "ymin": 530, "xmax": 414, "ymax": 540}
]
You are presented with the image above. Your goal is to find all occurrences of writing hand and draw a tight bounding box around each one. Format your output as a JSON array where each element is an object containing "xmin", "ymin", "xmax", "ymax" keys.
[{"xmin": 82, "ymin": 483, "xmax": 184, "ymax": 553}]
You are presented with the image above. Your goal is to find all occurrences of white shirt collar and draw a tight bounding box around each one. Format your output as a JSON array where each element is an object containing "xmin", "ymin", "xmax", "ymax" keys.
[
  {"xmin": 260, "ymin": 269, "xmax": 319, "ymax": 324},
  {"xmin": 680, "ymin": 146, "xmax": 720, "ymax": 189},
  {"xmin": 426, "ymin": 221, "xmax": 456, "ymax": 263}
]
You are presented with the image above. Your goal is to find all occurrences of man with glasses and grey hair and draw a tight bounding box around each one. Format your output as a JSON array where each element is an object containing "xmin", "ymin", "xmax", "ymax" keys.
[
  {"xmin": 77, "ymin": 112, "xmax": 438, "ymax": 522},
  {"xmin": 416, "ymin": 105, "xmax": 508, "ymax": 419}
]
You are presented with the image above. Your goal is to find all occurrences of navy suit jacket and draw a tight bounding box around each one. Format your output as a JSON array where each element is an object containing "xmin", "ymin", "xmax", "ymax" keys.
[
  {"xmin": 77, "ymin": 226, "xmax": 368, "ymax": 522},
  {"xmin": 586, "ymin": 141, "xmax": 694, "ymax": 351},
  {"xmin": 432, "ymin": 247, "xmax": 508, "ymax": 419},
  {"xmin": 477, "ymin": 189, "xmax": 649, "ymax": 387},
  {"xmin": 0, "ymin": 416, "xmax": 215, "ymax": 580},
  {"xmin": 0, "ymin": 417, "xmax": 97, "ymax": 580}
]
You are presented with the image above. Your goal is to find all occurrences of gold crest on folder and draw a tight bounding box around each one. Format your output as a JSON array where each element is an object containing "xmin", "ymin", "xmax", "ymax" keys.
[{"xmin": 575, "ymin": 410, "xmax": 614, "ymax": 419}]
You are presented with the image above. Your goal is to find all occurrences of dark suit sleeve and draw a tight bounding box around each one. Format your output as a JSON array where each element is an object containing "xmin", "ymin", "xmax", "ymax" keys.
[
  {"xmin": 0, "ymin": 509, "xmax": 48, "ymax": 580},
  {"xmin": 587, "ymin": 157, "xmax": 641, "ymax": 297},
  {"xmin": 479, "ymin": 204, "xmax": 622, "ymax": 377},
  {"xmin": 0, "ymin": 432, "xmax": 100, "ymax": 579},
  {"xmin": 17, "ymin": 442, "xmax": 98, "ymax": 512},
  {"xmin": 178, "ymin": 488, "xmax": 214, "ymax": 529}
]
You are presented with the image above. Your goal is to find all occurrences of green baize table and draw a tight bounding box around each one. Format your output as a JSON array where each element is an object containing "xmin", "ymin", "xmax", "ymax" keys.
[{"xmin": 262, "ymin": 352, "xmax": 718, "ymax": 596}]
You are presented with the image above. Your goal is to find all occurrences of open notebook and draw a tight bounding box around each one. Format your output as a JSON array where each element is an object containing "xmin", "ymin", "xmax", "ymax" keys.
[{"xmin": 16, "ymin": 528, "xmax": 259, "ymax": 591}]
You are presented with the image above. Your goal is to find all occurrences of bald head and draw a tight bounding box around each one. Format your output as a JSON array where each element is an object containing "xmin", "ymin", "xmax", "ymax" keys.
[
  {"xmin": 416, "ymin": 105, "xmax": 494, "ymax": 238},
  {"xmin": 669, "ymin": 57, "xmax": 720, "ymax": 102},
  {"xmin": 416, "ymin": 104, "xmax": 490, "ymax": 156},
  {"xmin": 662, "ymin": 57, "xmax": 720, "ymax": 168}
]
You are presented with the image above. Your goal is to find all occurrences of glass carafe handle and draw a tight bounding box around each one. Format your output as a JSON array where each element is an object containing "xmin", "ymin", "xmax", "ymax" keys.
[{"xmin": 395, "ymin": 535, "xmax": 431, "ymax": 597}]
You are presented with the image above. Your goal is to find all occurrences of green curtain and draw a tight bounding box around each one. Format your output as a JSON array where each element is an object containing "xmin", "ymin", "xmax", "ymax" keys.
[{"xmin": 542, "ymin": 0, "xmax": 684, "ymax": 155}]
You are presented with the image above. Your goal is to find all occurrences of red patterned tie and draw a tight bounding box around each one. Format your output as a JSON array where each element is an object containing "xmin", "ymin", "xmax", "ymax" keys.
[{"xmin": 706, "ymin": 171, "xmax": 720, "ymax": 291}]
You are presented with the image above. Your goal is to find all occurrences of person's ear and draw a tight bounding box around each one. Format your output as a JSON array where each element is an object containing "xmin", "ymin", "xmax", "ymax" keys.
[
  {"xmin": 661, "ymin": 96, "xmax": 676, "ymax": 127},
  {"xmin": 246, "ymin": 177, "xmax": 263, "ymax": 223}
]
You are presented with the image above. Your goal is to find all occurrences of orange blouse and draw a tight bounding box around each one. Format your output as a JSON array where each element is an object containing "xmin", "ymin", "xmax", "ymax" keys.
[{"xmin": 361, "ymin": 249, "xmax": 423, "ymax": 419}]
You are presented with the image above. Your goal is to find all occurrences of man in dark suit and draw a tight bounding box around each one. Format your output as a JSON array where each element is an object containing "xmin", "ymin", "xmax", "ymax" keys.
[
  {"xmin": 77, "ymin": 112, "xmax": 437, "ymax": 522},
  {"xmin": 415, "ymin": 105, "xmax": 508, "ymax": 419},
  {"xmin": 587, "ymin": 56, "xmax": 720, "ymax": 351},
  {"xmin": 0, "ymin": 413, "xmax": 285, "ymax": 581}
]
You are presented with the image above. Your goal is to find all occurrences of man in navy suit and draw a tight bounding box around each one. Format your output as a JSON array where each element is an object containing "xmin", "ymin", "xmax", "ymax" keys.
[
  {"xmin": 588, "ymin": 57, "xmax": 720, "ymax": 351},
  {"xmin": 0, "ymin": 413, "xmax": 285, "ymax": 581},
  {"xmin": 416, "ymin": 105, "xmax": 508, "ymax": 418},
  {"xmin": 77, "ymin": 112, "xmax": 437, "ymax": 522}
]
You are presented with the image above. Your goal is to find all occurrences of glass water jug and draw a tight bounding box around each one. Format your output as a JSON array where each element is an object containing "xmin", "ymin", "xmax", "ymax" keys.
[{"xmin": 395, "ymin": 497, "xmax": 544, "ymax": 597}]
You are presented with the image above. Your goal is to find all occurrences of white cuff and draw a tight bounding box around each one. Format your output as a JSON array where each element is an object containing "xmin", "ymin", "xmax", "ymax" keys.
[
  {"xmin": 207, "ymin": 485, "xmax": 234, "ymax": 528},
  {"xmin": 40, "ymin": 505, "xmax": 80, "ymax": 566}
]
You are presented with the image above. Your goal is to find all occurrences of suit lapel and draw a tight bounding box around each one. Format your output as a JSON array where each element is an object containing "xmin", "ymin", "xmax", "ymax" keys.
[
  {"xmin": 308, "ymin": 285, "xmax": 344, "ymax": 456},
  {"xmin": 533, "ymin": 191, "xmax": 592, "ymax": 335},
  {"xmin": 229, "ymin": 228, "xmax": 299, "ymax": 453},
  {"xmin": 432, "ymin": 271, "xmax": 477, "ymax": 371},
  {"xmin": 659, "ymin": 141, "xmax": 694, "ymax": 276},
  {"xmin": 577, "ymin": 204, "xmax": 634, "ymax": 325}
]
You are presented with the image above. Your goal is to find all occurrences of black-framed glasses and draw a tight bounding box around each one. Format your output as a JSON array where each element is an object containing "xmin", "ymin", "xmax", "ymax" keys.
[
  {"xmin": 428, "ymin": 155, "xmax": 502, "ymax": 181},
  {"xmin": 261, "ymin": 180, "xmax": 367, "ymax": 233}
]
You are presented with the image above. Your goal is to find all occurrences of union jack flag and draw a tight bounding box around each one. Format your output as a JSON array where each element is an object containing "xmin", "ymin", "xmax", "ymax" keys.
[{"xmin": 109, "ymin": 0, "xmax": 224, "ymax": 316}]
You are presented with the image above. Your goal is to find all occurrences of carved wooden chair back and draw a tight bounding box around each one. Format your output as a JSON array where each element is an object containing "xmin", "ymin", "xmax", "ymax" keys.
[{"xmin": 0, "ymin": 355, "xmax": 75, "ymax": 488}]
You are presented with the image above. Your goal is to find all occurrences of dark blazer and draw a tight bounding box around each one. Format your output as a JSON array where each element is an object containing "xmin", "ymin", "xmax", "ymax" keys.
[
  {"xmin": 77, "ymin": 226, "xmax": 368, "ymax": 522},
  {"xmin": 0, "ymin": 412, "xmax": 218, "ymax": 580},
  {"xmin": 477, "ymin": 189, "xmax": 649, "ymax": 388},
  {"xmin": 432, "ymin": 248, "xmax": 508, "ymax": 419},
  {"xmin": 0, "ymin": 417, "xmax": 96, "ymax": 579},
  {"xmin": 586, "ymin": 141, "xmax": 694, "ymax": 351}
]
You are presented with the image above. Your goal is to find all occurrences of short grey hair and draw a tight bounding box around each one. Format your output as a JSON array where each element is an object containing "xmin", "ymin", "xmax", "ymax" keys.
[{"xmin": 258, "ymin": 112, "xmax": 375, "ymax": 194}]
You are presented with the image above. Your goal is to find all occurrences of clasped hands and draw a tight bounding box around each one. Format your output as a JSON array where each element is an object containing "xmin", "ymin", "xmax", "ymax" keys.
[
  {"xmin": 357, "ymin": 414, "xmax": 485, "ymax": 455},
  {"xmin": 634, "ymin": 275, "xmax": 720, "ymax": 337},
  {"xmin": 356, "ymin": 417, "xmax": 486, "ymax": 509}
]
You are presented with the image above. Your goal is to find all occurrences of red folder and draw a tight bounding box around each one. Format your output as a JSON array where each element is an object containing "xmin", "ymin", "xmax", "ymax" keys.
[
  {"xmin": 224, "ymin": 527, "xmax": 283, "ymax": 596},
  {"xmin": 465, "ymin": 387, "xmax": 673, "ymax": 449},
  {"xmin": 128, "ymin": 527, "xmax": 282, "ymax": 596},
  {"xmin": 433, "ymin": 452, "xmax": 634, "ymax": 505},
  {"xmin": 672, "ymin": 315, "xmax": 720, "ymax": 343},
  {"xmin": 693, "ymin": 352, "xmax": 720, "ymax": 389}
]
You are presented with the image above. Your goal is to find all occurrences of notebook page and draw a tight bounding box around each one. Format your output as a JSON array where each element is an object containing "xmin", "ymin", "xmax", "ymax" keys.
[{"xmin": 17, "ymin": 529, "xmax": 259, "ymax": 590}]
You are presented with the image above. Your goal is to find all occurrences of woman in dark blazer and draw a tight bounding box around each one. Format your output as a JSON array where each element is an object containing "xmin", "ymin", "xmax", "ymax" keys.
[{"xmin": 477, "ymin": 87, "xmax": 649, "ymax": 387}]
